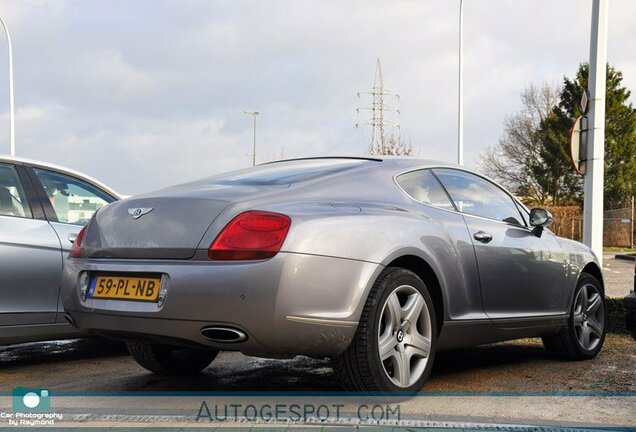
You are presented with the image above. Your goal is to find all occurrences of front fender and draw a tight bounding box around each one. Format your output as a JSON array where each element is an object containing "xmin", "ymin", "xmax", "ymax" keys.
[{"xmin": 556, "ymin": 237, "xmax": 604, "ymax": 308}]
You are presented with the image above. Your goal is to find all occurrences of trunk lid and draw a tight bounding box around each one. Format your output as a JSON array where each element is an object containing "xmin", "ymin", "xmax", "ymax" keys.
[{"xmin": 84, "ymin": 196, "xmax": 229, "ymax": 259}]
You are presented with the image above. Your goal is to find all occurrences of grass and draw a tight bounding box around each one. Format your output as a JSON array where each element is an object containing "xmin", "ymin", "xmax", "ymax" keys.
[{"xmin": 603, "ymin": 246, "xmax": 635, "ymax": 253}]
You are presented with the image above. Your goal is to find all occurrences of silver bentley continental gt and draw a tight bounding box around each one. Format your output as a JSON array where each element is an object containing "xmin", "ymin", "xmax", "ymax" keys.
[{"xmin": 62, "ymin": 157, "xmax": 606, "ymax": 391}]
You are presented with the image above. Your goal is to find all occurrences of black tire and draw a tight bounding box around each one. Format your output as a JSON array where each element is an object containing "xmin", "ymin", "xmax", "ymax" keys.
[
  {"xmin": 126, "ymin": 340, "xmax": 218, "ymax": 375},
  {"xmin": 335, "ymin": 267, "xmax": 437, "ymax": 392},
  {"xmin": 542, "ymin": 273, "xmax": 606, "ymax": 360}
]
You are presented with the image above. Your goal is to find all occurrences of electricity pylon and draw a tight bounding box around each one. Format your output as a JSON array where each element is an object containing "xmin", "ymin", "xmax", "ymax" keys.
[{"xmin": 356, "ymin": 59, "xmax": 400, "ymax": 155}]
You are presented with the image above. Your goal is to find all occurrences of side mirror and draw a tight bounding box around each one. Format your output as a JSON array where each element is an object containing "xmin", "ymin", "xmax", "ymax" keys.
[{"xmin": 529, "ymin": 208, "xmax": 553, "ymax": 237}]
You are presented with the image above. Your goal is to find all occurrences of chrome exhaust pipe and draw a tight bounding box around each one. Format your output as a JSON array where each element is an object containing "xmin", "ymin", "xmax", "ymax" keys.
[
  {"xmin": 64, "ymin": 313, "xmax": 78, "ymax": 328},
  {"xmin": 201, "ymin": 326, "xmax": 248, "ymax": 343}
]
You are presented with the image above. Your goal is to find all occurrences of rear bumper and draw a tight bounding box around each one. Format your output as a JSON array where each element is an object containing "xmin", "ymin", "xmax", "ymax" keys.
[
  {"xmin": 62, "ymin": 252, "xmax": 382, "ymax": 357},
  {"xmin": 624, "ymin": 291, "xmax": 636, "ymax": 340}
]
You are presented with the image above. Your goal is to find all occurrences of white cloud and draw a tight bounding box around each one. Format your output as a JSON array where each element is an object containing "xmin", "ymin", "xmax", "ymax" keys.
[
  {"xmin": 0, "ymin": 0, "xmax": 632, "ymax": 194},
  {"xmin": 75, "ymin": 49, "xmax": 163, "ymax": 101}
]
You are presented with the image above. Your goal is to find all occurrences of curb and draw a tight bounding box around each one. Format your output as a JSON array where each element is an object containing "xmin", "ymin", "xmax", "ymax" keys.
[{"xmin": 615, "ymin": 253, "xmax": 636, "ymax": 261}]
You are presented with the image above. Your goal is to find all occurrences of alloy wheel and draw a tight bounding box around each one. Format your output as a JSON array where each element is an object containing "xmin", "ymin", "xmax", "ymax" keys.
[
  {"xmin": 378, "ymin": 284, "xmax": 432, "ymax": 388},
  {"xmin": 573, "ymin": 284, "xmax": 604, "ymax": 351}
]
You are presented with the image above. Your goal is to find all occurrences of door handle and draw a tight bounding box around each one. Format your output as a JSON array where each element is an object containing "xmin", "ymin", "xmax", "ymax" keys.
[
  {"xmin": 473, "ymin": 231, "xmax": 493, "ymax": 243},
  {"xmin": 68, "ymin": 233, "xmax": 78, "ymax": 244}
]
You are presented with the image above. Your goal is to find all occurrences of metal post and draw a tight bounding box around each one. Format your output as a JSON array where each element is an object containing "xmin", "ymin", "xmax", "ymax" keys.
[
  {"xmin": 0, "ymin": 15, "xmax": 15, "ymax": 156},
  {"xmin": 252, "ymin": 115, "xmax": 257, "ymax": 166},
  {"xmin": 457, "ymin": 0, "xmax": 464, "ymax": 165},
  {"xmin": 583, "ymin": 0, "xmax": 608, "ymax": 267},
  {"xmin": 243, "ymin": 111, "xmax": 259, "ymax": 166},
  {"xmin": 631, "ymin": 196, "xmax": 634, "ymax": 248}
]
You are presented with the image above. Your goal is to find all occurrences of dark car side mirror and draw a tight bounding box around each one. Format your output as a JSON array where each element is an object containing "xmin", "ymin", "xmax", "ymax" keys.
[{"xmin": 529, "ymin": 208, "xmax": 554, "ymax": 237}]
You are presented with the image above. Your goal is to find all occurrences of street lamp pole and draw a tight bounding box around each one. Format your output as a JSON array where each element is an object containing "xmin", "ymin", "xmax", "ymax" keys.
[
  {"xmin": 457, "ymin": 0, "xmax": 464, "ymax": 166},
  {"xmin": 0, "ymin": 15, "xmax": 15, "ymax": 156},
  {"xmin": 243, "ymin": 110, "xmax": 259, "ymax": 166}
]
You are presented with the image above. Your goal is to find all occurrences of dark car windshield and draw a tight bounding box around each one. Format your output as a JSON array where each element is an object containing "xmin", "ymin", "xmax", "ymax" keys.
[{"xmin": 212, "ymin": 159, "xmax": 374, "ymax": 186}]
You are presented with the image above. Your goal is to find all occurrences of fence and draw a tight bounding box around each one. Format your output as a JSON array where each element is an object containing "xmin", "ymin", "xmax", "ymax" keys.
[
  {"xmin": 544, "ymin": 206, "xmax": 583, "ymax": 241},
  {"xmin": 544, "ymin": 199, "xmax": 635, "ymax": 247},
  {"xmin": 603, "ymin": 201, "xmax": 635, "ymax": 247}
]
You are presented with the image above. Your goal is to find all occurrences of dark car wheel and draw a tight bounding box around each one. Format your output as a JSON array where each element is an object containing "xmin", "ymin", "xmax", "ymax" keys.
[
  {"xmin": 624, "ymin": 291, "xmax": 636, "ymax": 341},
  {"xmin": 336, "ymin": 267, "xmax": 437, "ymax": 392},
  {"xmin": 542, "ymin": 273, "xmax": 606, "ymax": 360},
  {"xmin": 126, "ymin": 340, "xmax": 218, "ymax": 375}
]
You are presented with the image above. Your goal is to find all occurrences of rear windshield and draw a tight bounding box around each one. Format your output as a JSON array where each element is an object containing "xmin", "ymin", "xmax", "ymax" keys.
[{"xmin": 211, "ymin": 159, "xmax": 373, "ymax": 186}]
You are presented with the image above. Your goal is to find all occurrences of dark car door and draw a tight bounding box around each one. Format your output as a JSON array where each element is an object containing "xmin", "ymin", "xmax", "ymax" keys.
[
  {"xmin": 433, "ymin": 168, "xmax": 566, "ymax": 321},
  {"xmin": 0, "ymin": 162, "xmax": 62, "ymax": 326}
]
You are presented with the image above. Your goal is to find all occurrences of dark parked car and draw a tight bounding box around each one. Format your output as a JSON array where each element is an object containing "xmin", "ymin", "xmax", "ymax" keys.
[{"xmin": 625, "ymin": 259, "xmax": 636, "ymax": 340}]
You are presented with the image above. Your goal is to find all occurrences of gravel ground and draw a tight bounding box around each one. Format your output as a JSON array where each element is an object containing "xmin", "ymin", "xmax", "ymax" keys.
[{"xmin": 0, "ymin": 334, "xmax": 634, "ymax": 392}]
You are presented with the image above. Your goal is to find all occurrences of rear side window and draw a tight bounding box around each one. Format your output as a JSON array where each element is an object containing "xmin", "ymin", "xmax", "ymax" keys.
[
  {"xmin": 34, "ymin": 168, "xmax": 116, "ymax": 226},
  {"xmin": 396, "ymin": 170, "xmax": 454, "ymax": 210},
  {"xmin": 433, "ymin": 168, "xmax": 526, "ymax": 226},
  {"xmin": 0, "ymin": 163, "xmax": 32, "ymax": 219}
]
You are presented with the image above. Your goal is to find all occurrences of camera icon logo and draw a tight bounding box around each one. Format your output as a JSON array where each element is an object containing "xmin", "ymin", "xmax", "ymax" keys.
[{"xmin": 12, "ymin": 387, "xmax": 51, "ymax": 412}]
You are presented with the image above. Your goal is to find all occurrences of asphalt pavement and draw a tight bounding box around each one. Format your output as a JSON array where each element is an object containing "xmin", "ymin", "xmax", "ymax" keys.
[{"xmin": 603, "ymin": 255, "xmax": 634, "ymax": 298}]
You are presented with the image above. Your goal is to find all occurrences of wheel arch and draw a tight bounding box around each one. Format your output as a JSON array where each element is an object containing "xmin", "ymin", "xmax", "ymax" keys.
[
  {"xmin": 581, "ymin": 262, "xmax": 604, "ymax": 292},
  {"xmin": 563, "ymin": 261, "xmax": 605, "ymax": 313},
  {"xmin": 385, "ymin": 254, "xmax": 445, "ymax": 335}
]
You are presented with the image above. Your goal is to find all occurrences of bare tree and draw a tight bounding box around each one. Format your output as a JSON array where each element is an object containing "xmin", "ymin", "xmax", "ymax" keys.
[
  {"xmin": 479, "ymin": 83, "xmax": 561, "ymax": 205},
  {"xmin": 372, "ymin": 133, "xmax": 414, "ymax": 156},
  {"xmin": 263, "ymin": 147, "xmax": 286, "ymax": 163}
]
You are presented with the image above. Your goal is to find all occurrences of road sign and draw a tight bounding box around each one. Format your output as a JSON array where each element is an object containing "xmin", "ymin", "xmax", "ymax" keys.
[
  {"xmin": 569, "ymin": 115, "xmax": 588, "ymax": 174},
  {"xmin": 581, "ymin": 90, "xmax": 589, "ymax": 114}
]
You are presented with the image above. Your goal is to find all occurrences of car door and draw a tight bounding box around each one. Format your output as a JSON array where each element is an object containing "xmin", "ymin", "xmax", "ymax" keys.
[
  {"xmin": 433, "ymin": 168, "xmax": 566, "ymax": 321},
  {"xmin": 27, "ymin": 166, "xmax": 117, "ymax": 322},
  {"xmin": 0, "ymin": 162, "xmax": 63, "ymax": 326},
  {"xmin": 395, "ymin": 169, "xmax": 485, "ymax": 320}
]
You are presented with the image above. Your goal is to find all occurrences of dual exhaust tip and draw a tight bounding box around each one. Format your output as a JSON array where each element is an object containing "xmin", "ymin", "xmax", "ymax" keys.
[{"xmin": 200, "ymin": 326, "xmax": 247, "ymax": 343}]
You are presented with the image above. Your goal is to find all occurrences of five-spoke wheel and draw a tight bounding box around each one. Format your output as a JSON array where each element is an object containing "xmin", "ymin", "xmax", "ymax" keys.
[
  {"xmin": 336, "ymin": 267, "xmax": 437, "ymax": 392},
  {"xmin": 572, "ymin": 283, "xmax": 604, "ymax": 351},
  {"xmin": 378, "ymin": 285, "xmax": 432, "ymax": 388},
  {"xmin": 542, "ymin": 273, "xmax": 606, "ymax": 360}
]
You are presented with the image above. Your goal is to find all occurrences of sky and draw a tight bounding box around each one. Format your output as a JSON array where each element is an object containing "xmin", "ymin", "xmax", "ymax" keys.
[{"xmin": 0, "ymin": 0, "xmax": 634, "ymax": 195}]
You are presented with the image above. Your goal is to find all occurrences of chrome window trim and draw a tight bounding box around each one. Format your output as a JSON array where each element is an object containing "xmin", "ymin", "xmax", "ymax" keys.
[
  {"xmin": 393, "ymin": 168, "xmax": 457, "ymax": 212},
  {"xmin": 393, "ymin": 166, "xmax": 535, "ymax": 232}
]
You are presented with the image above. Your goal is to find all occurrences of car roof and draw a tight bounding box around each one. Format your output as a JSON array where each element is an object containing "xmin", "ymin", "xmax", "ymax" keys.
[
  {"xmin": 0, "ymin": 154, "xmax": 121, "ymax": 199},
  {"xmin": 263, "ymin": 156, "xmax": 460, "ymax": 171}
]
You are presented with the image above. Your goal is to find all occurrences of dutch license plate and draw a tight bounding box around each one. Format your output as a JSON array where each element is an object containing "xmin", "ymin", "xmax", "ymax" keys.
[{"xmin": 88, "ymin": 275, "xmax": 161, "ymax": 302}]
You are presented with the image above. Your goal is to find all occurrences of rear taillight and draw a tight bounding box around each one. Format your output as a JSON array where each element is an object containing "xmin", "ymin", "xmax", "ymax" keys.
[
  {"xmin": 208, "ymin": 211, "xmax": 291, "ymax": 260},
  {"xmin": 70, "ymin": 225, "xmax": 87, "ymax": 258}
]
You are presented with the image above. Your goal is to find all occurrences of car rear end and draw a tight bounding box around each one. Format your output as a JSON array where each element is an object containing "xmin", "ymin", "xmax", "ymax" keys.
[{"xmin": 61, "ymin": 159, "xmax": 384, "ymax": 358}]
